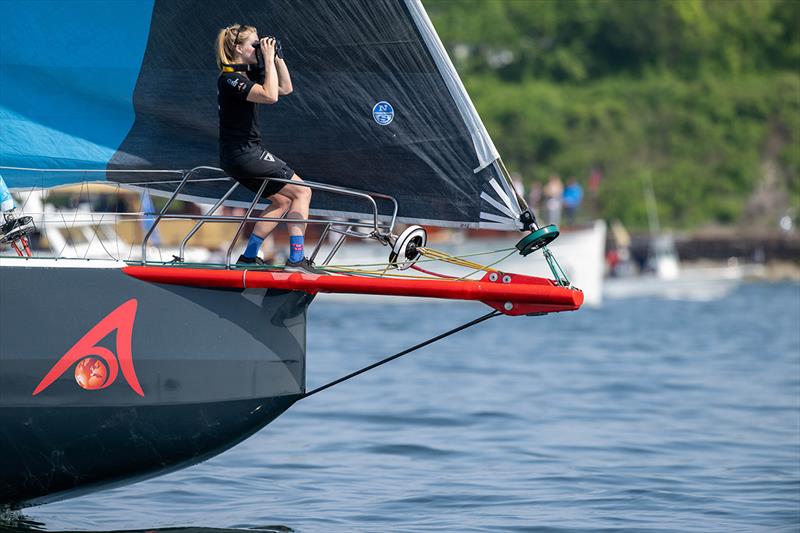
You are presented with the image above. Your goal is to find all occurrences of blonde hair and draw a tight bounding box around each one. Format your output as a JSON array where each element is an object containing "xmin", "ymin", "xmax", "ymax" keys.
[{"xmin": 216, "ymin": 24, "xmax": 256, "ymax": 70}]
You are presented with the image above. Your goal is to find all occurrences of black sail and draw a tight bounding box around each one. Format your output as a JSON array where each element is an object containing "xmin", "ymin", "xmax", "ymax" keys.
[{"xmin": 111, "ymin": 0, "xmax": 524, "ymax": 228}]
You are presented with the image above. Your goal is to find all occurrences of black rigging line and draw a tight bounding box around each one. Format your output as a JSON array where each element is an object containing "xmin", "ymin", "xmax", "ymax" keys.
[{"xmin": 300, "ymin": 310, "xmax": 502, "ymax": 400}]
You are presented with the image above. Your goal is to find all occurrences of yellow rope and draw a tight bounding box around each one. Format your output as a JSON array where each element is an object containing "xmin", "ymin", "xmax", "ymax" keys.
[
  {"xmin": 324, "ymin": 266, "xmax": 449, "ymax": 280},
  {"xmin": 416, "ymin": 247, "xmax": 498, "ymax": 272},
  {"xmin": 452, "ymin": 249, "xmax": 518, "ymax": 281},
  {"xmin": 319, "ymin": 245, "xmax": 518, "ymax": 281},
  {"xmin": 322, "ymin": 246, "xmax": 515, "ymax": 270}
]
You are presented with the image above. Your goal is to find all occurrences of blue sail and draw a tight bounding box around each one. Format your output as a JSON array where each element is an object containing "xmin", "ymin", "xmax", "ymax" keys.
[{"xmin": 0, "ymin": 0, "xmax": 154, "ymax": 188}]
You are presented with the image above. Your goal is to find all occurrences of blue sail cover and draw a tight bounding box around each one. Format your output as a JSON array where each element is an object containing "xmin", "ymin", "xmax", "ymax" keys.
[{"xmin": 0, "ymin": 0, "xmax": 525, "ymax": 228}]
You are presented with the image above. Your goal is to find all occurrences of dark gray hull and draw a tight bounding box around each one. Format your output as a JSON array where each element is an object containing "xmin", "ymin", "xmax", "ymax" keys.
[{"xmin": 0, "ymin": 261, "xmax": 311, "ymax": 507}]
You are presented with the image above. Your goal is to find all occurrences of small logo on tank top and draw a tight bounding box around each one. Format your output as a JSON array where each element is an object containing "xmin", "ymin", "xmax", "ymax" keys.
[
  {"xmin": 373, "ymin": 101, "xmax": 394, "ymax": 126},
  {"xmin": 227, "ymin": 77, "xmax": 247, "ymax": 92}
]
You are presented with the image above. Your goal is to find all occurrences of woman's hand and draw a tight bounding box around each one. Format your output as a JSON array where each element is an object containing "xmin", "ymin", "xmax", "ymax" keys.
[
  {"xmin": 247, "ymin": 37, "xmax": 280, "ymax": 104},
  {"xmin": 260, "ymin": 37, "xmax": 277, "ymax": 61}
]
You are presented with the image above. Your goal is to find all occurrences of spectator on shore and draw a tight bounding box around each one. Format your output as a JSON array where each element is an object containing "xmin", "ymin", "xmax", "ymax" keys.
[
  {"xmin": 543, "ymin": 174, "xmax": 563, "ymax": 225},
  {"xmin": 563, "ymin": 177, "xmax": 583, "ymax": 225}
]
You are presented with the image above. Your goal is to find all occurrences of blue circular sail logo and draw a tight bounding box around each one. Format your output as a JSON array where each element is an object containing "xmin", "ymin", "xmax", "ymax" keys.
[{"xmin": 372, "ymin": 101, "xmax": 394, "ymax": 126}]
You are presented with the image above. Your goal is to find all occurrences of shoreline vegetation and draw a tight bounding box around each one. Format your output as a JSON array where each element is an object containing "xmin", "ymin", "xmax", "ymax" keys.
[{"xmin": 427, "ymin": 0, "xmax": 799, "ymax": 232}]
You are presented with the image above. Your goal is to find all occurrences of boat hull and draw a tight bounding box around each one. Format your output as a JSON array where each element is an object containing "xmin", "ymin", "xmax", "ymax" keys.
[{"xmin": 0, "ymin": 260, "xmax": 311, "ymax": 507}]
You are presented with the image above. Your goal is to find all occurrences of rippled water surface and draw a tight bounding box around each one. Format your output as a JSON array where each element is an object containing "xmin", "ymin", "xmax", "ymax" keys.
[{"xmin": 5, "ymin": 282, "xmax": 800, "ymax": 532}]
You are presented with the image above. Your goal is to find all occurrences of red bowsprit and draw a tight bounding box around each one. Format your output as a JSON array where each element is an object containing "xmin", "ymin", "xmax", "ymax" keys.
[{"xmin": 122, "ymin": 267, "xmax": 583, "ymax": 316}]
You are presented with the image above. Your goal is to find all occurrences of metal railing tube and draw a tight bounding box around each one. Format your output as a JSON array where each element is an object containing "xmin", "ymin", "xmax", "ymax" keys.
[
  {"xmin": 225, "ymin": 178, "xmax": 271, "ymax": 268},
  {"xmin": 326, "ymin": 225, "xmax": 380, "ymax": 238},
  {"xmin": 323, "ymin": 226, "xmax": 351, "ymax": 265},
  {"xmin": 140, "ymin": 166, "xmax": 223, "ymax": 262},
  {"xmin": 132, "ymin": 165, "xmax": 399, "ymax": 267},
  {"xmin": 177, "ymin": 182, "xmax": 240, "ymax": 261},
  {"xmin": 268, "ymin": 177, "xmax": 383, "ymax": 235},
  {"xmin": 140, "ymin": 171, "xmax": 187, "ymax": 263},
  {"xmin": 141, "ymin": 213, "xmax": 377, "ymax": 228},
  {"xmin": 309, "ymin": 223, "xmax": 331, "ymax": 263}
]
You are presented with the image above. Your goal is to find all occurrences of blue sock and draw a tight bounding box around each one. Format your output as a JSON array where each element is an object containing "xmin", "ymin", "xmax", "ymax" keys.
[
  {"xmin": 289, "ymin": 235, "xmax": 304, "ymax": 262},
  {"xmin": 243, "ymin": 234, "xmax": 265, "ymax": 258}
]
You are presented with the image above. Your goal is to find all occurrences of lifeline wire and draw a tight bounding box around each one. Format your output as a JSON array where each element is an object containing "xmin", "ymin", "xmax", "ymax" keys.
[{"xmin": 301, "ymin": 310, "xmax": 501, "ymax": 399}]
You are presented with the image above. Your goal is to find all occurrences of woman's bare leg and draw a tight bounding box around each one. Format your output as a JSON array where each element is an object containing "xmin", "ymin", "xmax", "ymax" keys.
[
  {"xmin": 239, "ymin": 194, "xmax": 291, "ymax": 262},
  {"xmin": 278, "ymin": 174, "xmax": 312, "ymax": 238},
  {"xmin": 252, "ymin": 194, "xmax": 291, "ymax": 238}
]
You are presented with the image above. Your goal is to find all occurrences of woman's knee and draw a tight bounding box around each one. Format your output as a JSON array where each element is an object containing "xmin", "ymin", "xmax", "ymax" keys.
[
  {"xmin": 269, "ymin": 194, "xmax": 291, "ymax": 210},
  {"xmin": 286, "ymin": 175, "xmax": 311, "ymax": 202}
]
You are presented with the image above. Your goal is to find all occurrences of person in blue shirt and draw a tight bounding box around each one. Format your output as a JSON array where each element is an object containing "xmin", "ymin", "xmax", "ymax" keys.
[{"xmin": 563, "ymin": 177, "xmax": 583, "ymax": 225}]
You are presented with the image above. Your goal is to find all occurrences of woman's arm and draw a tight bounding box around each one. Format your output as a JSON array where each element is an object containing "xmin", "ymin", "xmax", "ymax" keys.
[
  {"xmin": 247, "ymin": 38, "xmax": 279, "ymax": 104},
  {"xmin": 276, "ymin": 57, "xmax": 292, "ymax": 96}
]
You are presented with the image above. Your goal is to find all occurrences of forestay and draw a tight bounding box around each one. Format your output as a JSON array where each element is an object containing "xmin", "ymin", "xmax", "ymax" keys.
[{"xmin": 0, "ymin": 0, "xmax": 527, "ymax": 229}]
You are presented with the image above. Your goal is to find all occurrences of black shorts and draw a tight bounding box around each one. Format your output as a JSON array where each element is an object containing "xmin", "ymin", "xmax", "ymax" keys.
[{"xmin": 220, "ymin": 146, "xmax": 295, "ymax": 198}]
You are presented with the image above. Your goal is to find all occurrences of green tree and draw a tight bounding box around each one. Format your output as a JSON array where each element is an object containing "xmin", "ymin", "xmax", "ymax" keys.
[{"xmin": 425, "ymin": 0, "xmax": 799, "ymax": 228}]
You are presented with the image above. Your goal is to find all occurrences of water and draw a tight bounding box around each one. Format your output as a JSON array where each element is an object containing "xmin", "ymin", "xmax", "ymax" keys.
[{"xmin": 4, "ymin": 282, "xmax": 799, "ymax": 532}]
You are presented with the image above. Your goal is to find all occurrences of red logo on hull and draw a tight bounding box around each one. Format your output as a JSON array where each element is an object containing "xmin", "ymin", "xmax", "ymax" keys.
[{"xmin": 32, "ymin": 299, "xmax": 144, "ymax": 397}]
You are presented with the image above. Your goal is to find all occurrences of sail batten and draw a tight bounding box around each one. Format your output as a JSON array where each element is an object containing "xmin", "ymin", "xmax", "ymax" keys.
[{"xmin": 480, "ymin": 192, "xmax": 519, "ymax": 220}]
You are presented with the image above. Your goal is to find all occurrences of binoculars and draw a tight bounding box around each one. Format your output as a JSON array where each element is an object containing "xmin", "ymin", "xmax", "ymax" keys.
[{"xmin": 253, "ymin": 36, "xmax": 283, "ymax": 59}]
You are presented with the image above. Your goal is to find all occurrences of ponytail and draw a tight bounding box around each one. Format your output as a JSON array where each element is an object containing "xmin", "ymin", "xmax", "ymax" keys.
[{"xmin": 216, "ymin": 28, "xmax": 232, "ymax": 71}]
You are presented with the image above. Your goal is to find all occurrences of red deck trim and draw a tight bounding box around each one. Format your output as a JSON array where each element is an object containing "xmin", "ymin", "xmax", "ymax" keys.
[{"xmin": 123, "ymin": 266, "xmax": 583, "ymax": 315}]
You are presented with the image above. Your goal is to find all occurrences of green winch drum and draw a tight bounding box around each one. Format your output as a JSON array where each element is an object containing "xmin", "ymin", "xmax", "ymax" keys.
[{"xmin": 515, "ymin": 224, "xmax": 560, "ymax": 256}]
